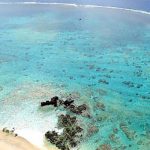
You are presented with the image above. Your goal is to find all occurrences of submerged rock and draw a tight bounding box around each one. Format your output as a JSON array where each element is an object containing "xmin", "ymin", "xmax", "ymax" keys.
[
  {"xmin": 113, "ymin": 128, "xmax": 118, "ymax": 134},
  {"xmin": 96, "ymin": 113, "xmax": 109, "ymax": 122},
  {"xmin": 120, "ymin": 123, "xmax": 135, "ymax": 140},
  {"xmin": 122, "ymin": 81, "xmax": 143, "ymax": 89},
  {"xmin": 69, "ymin": 104, "xmax": 87, "ymax": 114},
  {"xmin": 96, "ymin": 102, "xmax": 105, "ymax": 111},
  {"xmin": 96, "ymin": 144, "xmax": 111, "ymax": 150},
  {"xmin": 122, "ymin": 81, "xmax": 134, "ymax": 88},
  {"xmin": 109, "ymin": 133, "xmax": 118, "ymax": 143},
  {"xmin": 87, "ymin": 125, "xmax": 99, "ymax": 136},
  {"xmin": 99, "ymin": 79, "xmax": 109, "ymax": 85}
]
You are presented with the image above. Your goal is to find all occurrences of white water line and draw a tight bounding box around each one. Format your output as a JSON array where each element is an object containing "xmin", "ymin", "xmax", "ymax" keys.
[{"xmin": 0, "ymin": 2, "xmax": 149, "ymax": 15}]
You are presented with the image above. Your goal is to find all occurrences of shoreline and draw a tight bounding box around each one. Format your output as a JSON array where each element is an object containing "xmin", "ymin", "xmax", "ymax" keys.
[
  {"xmin": 0, "ymin": 130, "xmax": 41, "ymax": 150},
  {"xmin": 0, "ymin": 130, "xmax": 58, "ymax": 150},
  {"xmin": 0, "ymin": 2, "xmax": 149, "ymax": 15}
]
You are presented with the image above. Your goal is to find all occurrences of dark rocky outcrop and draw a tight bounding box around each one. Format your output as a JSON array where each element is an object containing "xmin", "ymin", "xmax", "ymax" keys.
[
  {"xmin": 41, "ymin": 96, "xmax": 89, "ymax": 116},
  {"xmin": 42, "ymin": 96, "xmax": 93, "ymax": 149},
  {"xmin": 45, "ymin": 114, "xmax": 83, "ymax": 150},
  {"xmin": 63, "ymin": 100, "xmax": 74, "ymax": 107},
  {"xmin": 2, "ymin": 127, "xmax": 18, "ymax": 137},
  {"xmin": 41, "ymin": 96, "xmax": 59, "ymax": 107}
]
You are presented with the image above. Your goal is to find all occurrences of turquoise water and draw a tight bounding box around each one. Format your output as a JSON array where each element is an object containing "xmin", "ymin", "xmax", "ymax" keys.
[{"xmin": 0, "ymin": 4, "xmax": 150, "ymax": 150}]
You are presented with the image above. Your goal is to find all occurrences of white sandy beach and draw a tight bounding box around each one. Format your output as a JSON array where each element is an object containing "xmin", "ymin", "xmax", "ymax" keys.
[
  {"xmin": 0, "ymin": 131, "xmax": 41, "ymax": 150},
  {"xmin": 0, "ymin": 131, "xmax": 58, "ymax": 150}
]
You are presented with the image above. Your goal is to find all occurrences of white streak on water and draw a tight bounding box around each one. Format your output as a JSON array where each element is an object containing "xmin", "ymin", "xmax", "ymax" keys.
[{"xmin": 0, "ymin": 2, "xmax": 150, "ymax": 15}]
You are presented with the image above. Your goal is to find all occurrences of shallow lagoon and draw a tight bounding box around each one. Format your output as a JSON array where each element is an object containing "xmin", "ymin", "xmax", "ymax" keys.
[{"xmin": 0, "ymin": 4, "xmax": 150, "ymax": 150}]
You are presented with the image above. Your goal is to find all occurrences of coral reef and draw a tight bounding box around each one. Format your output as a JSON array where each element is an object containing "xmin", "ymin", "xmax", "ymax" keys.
[
  {"xmin": 120, "ymin": 123, "xmax": 135, "ymax": 140},
  {"xmin": 45, "ymin": 114, "xmax": 83, "ymax": 150},
  {"xmin": 96, "ymin": 144, "xmax": 111, "ymax": 150}
]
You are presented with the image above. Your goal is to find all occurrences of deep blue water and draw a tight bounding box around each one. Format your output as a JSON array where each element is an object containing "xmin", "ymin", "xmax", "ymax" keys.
[
  {"xmin": 0, "ymin": 0, "xmax": 150, "ymax": 11},
  {"xmin": 0, "ymin": 3, "xmax": 150, "ymax": 150}
]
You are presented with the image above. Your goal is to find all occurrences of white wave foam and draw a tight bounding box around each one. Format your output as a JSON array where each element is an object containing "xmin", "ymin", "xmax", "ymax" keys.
[
  {"xmin": 0, "ymin": 2, "xmax": 149, "ymax": 15},
  {"xmin": 0, "ymin": 2, "xmax": 78, "ymax": 7},
  {"xmin": 84, "ymin": 4, "xmax": 150, "ymax": 15}
]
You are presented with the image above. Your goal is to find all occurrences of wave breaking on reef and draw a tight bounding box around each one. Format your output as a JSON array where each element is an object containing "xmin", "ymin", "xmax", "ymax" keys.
[{"xmin": 0, "ymin": 2, "xmax": 150, "ymax": 15}]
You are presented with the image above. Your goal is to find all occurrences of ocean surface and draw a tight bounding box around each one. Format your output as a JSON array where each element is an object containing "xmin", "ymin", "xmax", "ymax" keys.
[
  {"xmin": 0, "ymin": 3, "xmax": 150, "ymax": 150},
  {"xmin": 0, "ymin": 0, "xmax": 150, "ymax": 11}
]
